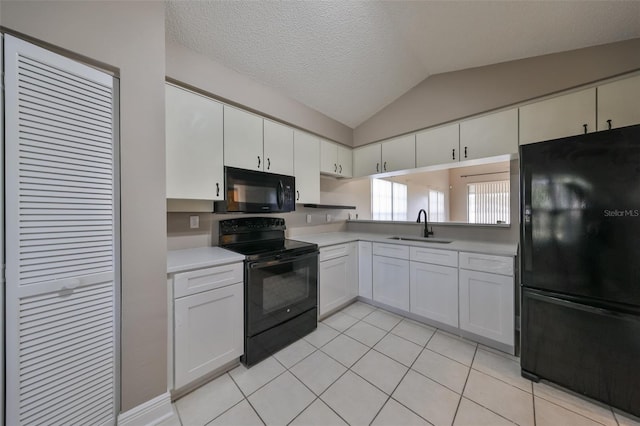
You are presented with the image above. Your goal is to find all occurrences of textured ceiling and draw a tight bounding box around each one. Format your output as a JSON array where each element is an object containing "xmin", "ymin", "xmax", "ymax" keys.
[{"xmin": 166, "ymin": 1, "xmax": 640, "ymax": 128}]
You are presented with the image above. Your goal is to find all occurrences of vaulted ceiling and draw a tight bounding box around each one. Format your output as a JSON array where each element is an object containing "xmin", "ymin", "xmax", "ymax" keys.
[{"xmin": 165, "ymin": 1, "xmax": 640, "ymax": 128}]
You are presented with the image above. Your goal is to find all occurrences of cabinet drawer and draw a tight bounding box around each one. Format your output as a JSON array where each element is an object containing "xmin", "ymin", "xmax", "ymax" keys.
[
  {"xmin": 320, "ymin": 243, "xmax": 351, "ymax": 261},
  {"xmin": 459, "ymin": 252, "xmax": 513, "ymax": 276},
  {"xmin": 410, "ymin": 246, "xmax": 458, "ymax": 267},
  {"xmin": 373, "ymin": 243, "xmax": 410, "ymax": 260},
  {"xmin": 174, "ymin": 262, "xmax": 243, "ymax": 298}
]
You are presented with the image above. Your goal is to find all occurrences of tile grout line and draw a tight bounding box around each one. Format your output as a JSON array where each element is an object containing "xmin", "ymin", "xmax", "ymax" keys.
[
  {"xmin": 533, "ymin": 394, "xmax": 616, "ymax": 426},
  {"xmin": 225, "ymin": 372, "xmax": 268, "ymax": 426},
  {"xmin": 270, "ymin": 348, "xmax": 349, "ymax": 426},
  {"xmin": 451, "ymin": 344, "xmax": 478, "ymax": 425},
  {"xmin": 318, "ymin": 309, "xmax": 405, "ymax": 425},
  {"xmin": 284, "ymin": 309, "xmax": 387, "ymax": 426},
  {"xmin": 368, "ymin": 322, "xmax": 440, "ymax": 426}
]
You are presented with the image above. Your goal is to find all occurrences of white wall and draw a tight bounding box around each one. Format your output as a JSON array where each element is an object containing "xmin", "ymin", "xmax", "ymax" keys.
[{"xmin": 1, "ymin": 1, "xmax": 167, "ymax": 412}]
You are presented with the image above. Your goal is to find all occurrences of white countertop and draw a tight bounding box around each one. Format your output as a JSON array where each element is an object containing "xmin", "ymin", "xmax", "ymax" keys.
[
  {"xmin": 293, "ymin": 232, "xmax": 518, "ymax": 257},
  {"xmin": 167, "ymin": 247, "xmax": 245, "ymax": 274}
]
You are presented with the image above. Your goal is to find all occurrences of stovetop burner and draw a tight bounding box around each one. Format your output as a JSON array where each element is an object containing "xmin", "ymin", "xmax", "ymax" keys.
[
  {"xmin": 218, "ymin": 217, "xmax": 317, "ymax": 261},
  {"xmin": 223, "ymin": 238, "xmax": 317, "ymax": 261}
]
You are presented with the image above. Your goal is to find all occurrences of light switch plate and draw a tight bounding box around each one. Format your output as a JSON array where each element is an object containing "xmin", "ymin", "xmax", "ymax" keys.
[
  {"xmin": 189, "ymin": 215, "xmax": 199, "ymax": 229},
  {"xmin": 306, "ymin": 214, "xmax": 312, "ymax": 224}
]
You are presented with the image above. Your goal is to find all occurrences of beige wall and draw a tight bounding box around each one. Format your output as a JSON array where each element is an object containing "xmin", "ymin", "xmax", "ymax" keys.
[
  {"xmin": 354, "ymin": 38, "xmax": 640, "ymax": 146},
  {"xmin": 449, "ymin": 161, "xmax": 511, "ymax": 222},
  {"xmin": 166, "ymin": 40, "xmax": 353, "ymax": 146},
  {"xmin": 388, "ymin": 170, "xmax": 450, "ymax": 222},
  {"xmin": 167, "ymin": 176, "xmax": 371, "ymax": 250},
  {"xmin": 2, "ymin": 1, "xmax": 167, "ymax": 412}
]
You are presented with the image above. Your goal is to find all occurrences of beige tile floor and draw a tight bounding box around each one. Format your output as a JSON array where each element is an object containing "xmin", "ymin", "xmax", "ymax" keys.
[{"xmin": 163, "ymin": 301, "xmax": 640, "ymax": 426}]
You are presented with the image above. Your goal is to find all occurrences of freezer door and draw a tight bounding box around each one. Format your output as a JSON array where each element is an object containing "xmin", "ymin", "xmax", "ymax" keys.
[
  {"xmin": 521, "ymin": 289, "xmax": 640, "ymax": 417},
  {"xmin": 520, "ymin": 124, "xmax": 640, "ymax": 307}
]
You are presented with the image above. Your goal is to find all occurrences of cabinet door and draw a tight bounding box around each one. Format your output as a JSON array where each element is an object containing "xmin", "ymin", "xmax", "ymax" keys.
[
  {"xmin": 459, "ymin": 269, "xmax": 514, "ymax": 346},
  {"xmin": 319, "ymin": 256, "xmax": 349, "ymax": 316},
  {"xmin": 410, "ymin": 262, "xmax": 458, "ymax": 327},
  {"xmin": 373, "ymin": 255, "xmax": 410, "ymax": 311},
  {"xmin": 597, "ymin": 74, "xmax": 640, "ymax": 131},
  {"xmin": 519, "ymin": 88, "xmax": 596, "ymax": 145},
  {"xmin": 416, "ymin": 123, "xmax": 460, "ymax": 167},
  {"xmin": 320, "ymin": 139, "xmax": 338, "ymax": 174},
  {"xmin": 264, "ymin": 119, "xmax": 294, "ymax": 175},
  {"xmin": 166, "ymin": 84, "xmax": 224, "ymax": 200},
  {"xmin": 358, "ymin": 241, "xmax": 373, "ymax": 299},
  {"xmin": 381, "ymin": 134, "xmax": 415, "ymax": 172},
  {"xmin": 293, "ymin": 131, "xmax": 320, "ymax": 203},
  {"xmin": 460, "ymin": 108, "xmax": 518, "ymax": 160},
  {"xmin": 224, "ymin": 105, "xmax": 264, "ymax": 170},
  {"xmin": 174, "ymin": 283, "xmax": 244, "ymax": 389},
  {"xmin": 337, "ymin": 145, "xmax": 353, "ymax": 178},
  {"xmin": 353, "ymin": 144, "xmax": 382, "ymax": 177}
]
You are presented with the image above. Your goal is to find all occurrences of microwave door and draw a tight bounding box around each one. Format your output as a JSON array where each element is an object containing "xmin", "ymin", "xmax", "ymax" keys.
[{"xmin": 277, "ymin": 180, "xmax": 284, "ymax": 210}]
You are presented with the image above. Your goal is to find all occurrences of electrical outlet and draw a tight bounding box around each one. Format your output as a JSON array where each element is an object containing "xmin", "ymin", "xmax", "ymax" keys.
[
  {"xmin": 306, "ymin": 214, "xmax": 312, "ymax": 224},
  {"xmin": 326, "ymin": 214, "xmax": 332, "ymax": 222},
  {"xmin": 189, "ymin": 215, "xmax": 199, "ymax": 229}
]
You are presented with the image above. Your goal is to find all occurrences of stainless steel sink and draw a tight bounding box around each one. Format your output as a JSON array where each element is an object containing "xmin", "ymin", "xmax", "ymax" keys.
[{"xmin": 387, "ymin": 236, "xmax": 453, "ymax": 244}]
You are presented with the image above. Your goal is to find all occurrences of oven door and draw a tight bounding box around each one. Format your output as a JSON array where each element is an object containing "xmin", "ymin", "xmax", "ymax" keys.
[{"xmin": 246, "ymin": 250, "xmax": 318, "ymax": 337}]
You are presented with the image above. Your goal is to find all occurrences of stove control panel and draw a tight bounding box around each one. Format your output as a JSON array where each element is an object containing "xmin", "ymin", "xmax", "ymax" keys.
[{"xmin": 219, "ymin": 217, "xmax": 286, "ymax": 235}]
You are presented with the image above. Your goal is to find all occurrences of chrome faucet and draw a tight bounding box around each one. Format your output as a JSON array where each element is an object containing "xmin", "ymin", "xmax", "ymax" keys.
[{"xmin": 417, "ymin": 209, "xmax": 434, "ymax": 238}]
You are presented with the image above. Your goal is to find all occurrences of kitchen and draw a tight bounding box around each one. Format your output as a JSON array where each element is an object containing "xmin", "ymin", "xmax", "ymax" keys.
[{"xmin": 1, "ymin": 1, "xmax": 640, "ymax": 426}]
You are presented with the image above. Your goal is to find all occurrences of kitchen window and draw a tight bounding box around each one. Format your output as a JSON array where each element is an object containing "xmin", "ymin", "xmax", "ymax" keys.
[
  {"xmin": 468, "ymin": 180, "xmax": 510, "ymax": 224},
  {"xmin": 428, "ymin": 190, "xmax": 445, "ymax": 222},
  {"xmin": 372, "ymin": 179, "xmax": 407, "ymax": 221}
]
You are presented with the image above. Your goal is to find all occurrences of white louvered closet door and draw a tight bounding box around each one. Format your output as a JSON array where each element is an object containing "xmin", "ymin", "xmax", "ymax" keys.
[{"xmin": 4, "ymin": 35, "xmax": 117, "ymax": 425}]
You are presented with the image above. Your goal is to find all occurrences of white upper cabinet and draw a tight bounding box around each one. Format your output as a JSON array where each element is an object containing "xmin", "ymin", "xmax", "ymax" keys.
[
  {"xmin": 353, "ymin": 143, "xmax": 382, "ymax": 177},
  {"xmin": 263, "ymin": 119, "xmax": 294, "ymax": 175},
  {"xmin": 223, "ymin": 105, "xmax": 264, "ymax": 171},
  {"xmin": 416, "ymin": 123, "xmax": 460, "ymax": 167},
  {"xmin": 321, "ymin": 139, "xmax": 352, "ymax": 177},
  {"xmin": 519, "ymin": 88, "xmax": 596, "ymax": 145},
  {"xmin": 320, "ymin": 139, "xmax": 338, "ymax": 174},
  {"xmin": 381, "ymin": 134, "xmax": 415, "ymax": 172},
  {"xmin": 353, "ymin": 135, "xmax": 415, "ymax": 178},
  {"xmin": 293, "ymin": 130, "xmax": 320, "ymax": 204},
  {"xmin": 597, "ymin": 74, "xmax": 640, "ymax": 131},
  {"xmin": 337, "ymin": 145, "xmax": 353, "ymax": 178},
  {"xmin": 460, "ymin": 108, "xmax": 518, "ymax": 160},
  {"xmin": 166, "ymin": 84, "xmax": 224, "ymax": 200}
]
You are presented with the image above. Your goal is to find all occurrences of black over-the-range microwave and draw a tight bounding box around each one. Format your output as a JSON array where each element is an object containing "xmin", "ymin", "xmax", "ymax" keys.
[{"xmin": 214, "ymin": 166, "xmax": 296, "ymax": 213}]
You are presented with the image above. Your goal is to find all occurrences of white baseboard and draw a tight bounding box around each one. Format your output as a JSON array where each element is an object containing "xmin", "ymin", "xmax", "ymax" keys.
[{"xmin": 117, "ymin": 392, "xmax": 176, "ymax": 426}]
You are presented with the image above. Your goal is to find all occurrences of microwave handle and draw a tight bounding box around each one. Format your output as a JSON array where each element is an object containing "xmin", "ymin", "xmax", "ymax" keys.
[{"xmin": 277, "ymin": 180, "xmax": 284, "ymax": 209}]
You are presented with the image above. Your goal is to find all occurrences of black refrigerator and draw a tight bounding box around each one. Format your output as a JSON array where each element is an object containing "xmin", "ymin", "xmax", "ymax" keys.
[{"xmin": 520, "ymin": 124, "xmax": 640, "ymax": 417}]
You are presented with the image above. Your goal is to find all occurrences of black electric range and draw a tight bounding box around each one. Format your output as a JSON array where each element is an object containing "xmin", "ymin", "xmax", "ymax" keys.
[{"xmin": 219, "ymin": 217, "xmax": 318, "ymax": 366}]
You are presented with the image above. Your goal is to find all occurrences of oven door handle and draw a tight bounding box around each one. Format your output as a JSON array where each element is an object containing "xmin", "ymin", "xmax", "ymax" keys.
[{"xmin": 249, "ymin": 251, "xmax": 318, "ymax": 269}]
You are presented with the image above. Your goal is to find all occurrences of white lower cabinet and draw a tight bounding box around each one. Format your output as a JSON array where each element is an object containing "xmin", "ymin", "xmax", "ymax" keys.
[
  {"xmin": 174, "ymin": 283, "xmax": 244, "ymax": 389},
  {"xmin": 459, "ymin": 252, "xmax": 514, "ymax": 347},
  {"xmin": 170, "ymin": 261, "xmax": 244, "ymax": 390},
  {"xmin": 410, "ymin": 262, "xmax": 458, "ymax": 327},
  {"xmin": 319, "ymin": 243, "xmax": 357, "ymax": 317},
  {"xmin": 373, "ymin": 255, "xmax": 410, "ymax": 311},
  {"xmin": 358, "ymin": 241, "xmax": 373, "ymax": 299}
]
